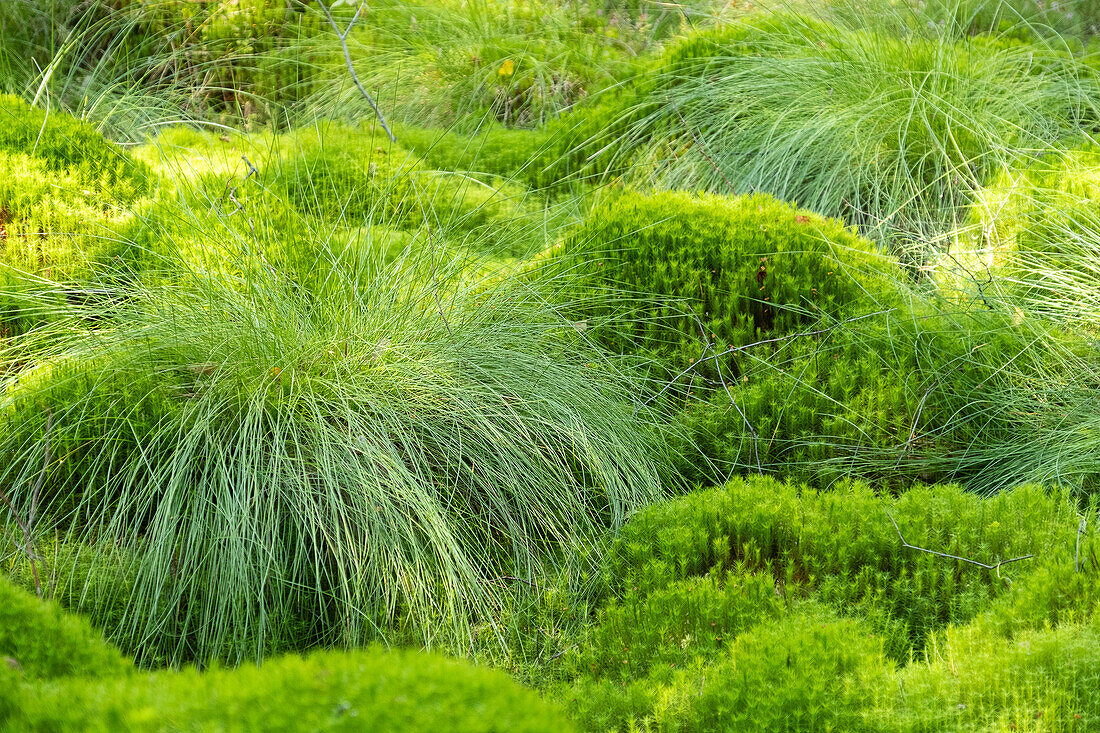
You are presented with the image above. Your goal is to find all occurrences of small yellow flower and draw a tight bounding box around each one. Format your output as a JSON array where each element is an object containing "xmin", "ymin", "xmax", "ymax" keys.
[{"xmin": 498, "ymin": 59, "xmax": 515, "ymax": 76}]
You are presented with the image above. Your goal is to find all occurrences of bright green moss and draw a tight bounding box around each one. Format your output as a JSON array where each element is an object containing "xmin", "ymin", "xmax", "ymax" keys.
[
  {"xmin": 0, "ymin": 98, "xmax": 152, "ymax": 338},
  {"xmin": 395, "ymin": 123, "xmax": 561, "ymax": 190},
  {"xmin": 670, "ymin": 321, "xmax": 919, "ymax": 486},
  {"xmin": 607, "ymin": 477, "xmax": 1086, "ymax": 662},
  {"xmin": 547, "ymin": 476, "xmax": 1098, "ymax": 730},
  {"xmin": 555, "ymin": 190, "xmax": 896, "ymax": 378},
  {"xmin": 0, "ymin": 95, "xmax": 150, "ymax": 198},
  {"xmin": 0, "ymin": 151, "xmax": 139, "ymax": 275},
  {"xmin": 0, "ymin": 574, "xmax": 131, "ymax": 682},
  {"xmin": 267, "ymin": 123, "xmax": 544, "ymax": 256},
  {"xmin": 670, "ymin": 608, "xmax": 892, "ymax": 732},
  {"xmin": 566, "ymin": 571, "xmax": 784, "ymax": 684},
  {"xmin": 6, "ymin": 647, "xmax": 575, "ymax": 732},
  {"xmin": 877, "ymin": 620, "xmax": 1100, "ymax": 731}
]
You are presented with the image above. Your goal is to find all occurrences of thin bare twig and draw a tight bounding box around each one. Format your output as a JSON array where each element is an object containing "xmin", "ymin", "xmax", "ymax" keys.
[
  {"xmin": 0, "ymin": 412, "xmax": 53, "ymax": 597},
  {"xmin": 885, "ymin": 509, "xmax": 1033, "ymax": 574},
  {"xmin": 546, "ymin": 644, "xmax": 575, "ymax": 662},
  {"xmin": 225, "ymin": 156, "xmax": 260, "ymax": 216},
  {"xmin": 498, "ymin": 575, "xmax": 537, "ymax": 587},
  {"xmin": 638, "ymin": 309, "xmax": 894, "ymax": 412},
  {"xmin": 227, "ymin": 189, "xmax": 244, "ymax": 216},
  {"xmin": 241, "ymin": 155, "xmax": 259, "ymax": 181},
  {"xmin": 690, "ymin": 314, "xmax": 761, "ymax": 473},
  {"xmin": 1077, "ymin": 516, "xmax": 1087, "ymax": 574},
  {"xmin": 319, "ymin": 1, "xmax": 397, "ymax": 143}
]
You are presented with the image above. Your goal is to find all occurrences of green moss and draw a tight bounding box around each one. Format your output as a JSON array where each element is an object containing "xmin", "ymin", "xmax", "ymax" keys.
[
  {"xmin": 672, "ymin": 608, "xmax": 891, "ymax": 732},
  {"xmin": 0, "ymin": 573, "xmax": 131, "ymax": 682},
  {"xmin": 566, "ymin": 571, "xmax": 784, "ymax": 684},
  {"xmin": 607, "ymin": 477, "xmax": 1085, "ymax": 663},
  {"xmin": 0, "ymin": 95, "xmax": 150, "ymax": 198},
  {"xmin": 546, "ymin": 476, "xmax": 1098, "ymax": 730},
  {"xmin": 0, "ymin": 97, "xmax": 153, "ymax": 338},
  {"xmin": 878, "ymin": 620, "xmax": 1100, "ymax": 731},
  {"xmin": 670, "ymin": 320, "xmax": 920, "ymax": 486},
  {"xmin": 6, "ymin": 646, "xmax": 575, "ymax": 732},
  {"xmin": 395, "ymin": 123, "xmax": 561, "ymax": 190},
  {"xmin": 554, "ymin": 190, "xmax": 896, "ymax": 378}
]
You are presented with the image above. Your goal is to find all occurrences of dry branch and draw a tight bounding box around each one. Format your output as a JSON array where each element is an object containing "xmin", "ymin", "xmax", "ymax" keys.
[
  {"xmin": 320, "ymin": 1, "xmax": 397, "ymax": 143},
  {"xmin": 885, "ymin": 509, "xmax": 1033, "ymax": 575}
]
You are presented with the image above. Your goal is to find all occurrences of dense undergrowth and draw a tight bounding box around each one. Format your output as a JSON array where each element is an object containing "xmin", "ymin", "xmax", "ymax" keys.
[{"xmin": 5, "ymin": 0, "xmax": 1100, "ymax": 730}]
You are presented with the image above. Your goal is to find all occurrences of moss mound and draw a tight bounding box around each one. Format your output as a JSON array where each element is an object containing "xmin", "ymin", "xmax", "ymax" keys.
[
  {"xmin": 0, "ymin": 574, "xmax": 131, "ymax": 682},
  {"xmin": 551, "ymin": 475, "xmax": 1100, "ymax": 730},
  {"xmin": 4, "ymin": 646, "xmax": 574, "ymax": 732},
  {"xmin": 0, "ymin": 96, "xmax": 153, "ymax": 337},
  {"xmin": 554, "ymin": 190, "xmax": 895, "ymax": 378},
  {"xmin": 0, "ymin": 95, "xmax": 150, "ymax": 198}
]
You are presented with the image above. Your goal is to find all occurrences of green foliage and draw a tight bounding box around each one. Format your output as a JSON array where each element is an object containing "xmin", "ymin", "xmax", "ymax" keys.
[
  {"xmin": 0, "ymin": 573, "xmax": 131, "ymax": 682},
  {"xmin": 0, "ymin": 1, "xmax": 324, "ymax": 131},
  {"xmin": 277, "ymin": 125, "xmax": 422, "ymax": 222},
  {"xmin": 0, "ymin": 97, "xmax": 151, "ymax": 338},
  {"xmin": 877, "ymin": 620, "xmax": 1100, "ymax": 730},
  {"xmin": 567, "ymin": 571, "xmax": 783, "ymax": 683},
  {"xmin": 4, "ymin": 646, "xmax": 575, "ymax": 732},
  {"xmin": 0, "ymin": 95, "xmax": 150, "ymax": 197},
  {"xmin": 948, "ymin": 143, "xmax": 1100, "ymax": 323},
  {"xmin": 544, "ymin": 475, "xmax": 1098, "ymax": 730},
  {"xmin": 395, "ymin": 123, "xmax": 563, "ymax": 191},
  {"xmin": 277, "ymin": 124, "xmax": 527, "ymax": 228},
  {"xmin": 667, "ymin": 609, "xmax": 892, "ymax": 732},
  {"xmin": 0, "ymin": 151, "xmax": 139, "ymax": 275},
  {"xmin": 597, "ymin": 11, "xmax": 1100, "ymax": 257},
  {"xmin": 554, "ymin": 190, "xmax": 895, "ymax": 380},
  {"xmin": 560, "ymin": 606, "xmax": 891, "ymax": 733},
  {"xmin": 0, "ymin": 222, "xmax": 672, "ymax": 664},
  {"xmin": 303, "ymin": 0, "xmax": 656, "ymax": 131},
  {"xmin": 663, "ymin": 275, "xmax": 1100, "ymax": 493},
  {"xmin": 607, "ymin": 477, "xmax": 1083, "ymax": 660},
  {"xmin": 978, "ymin": 538, "xmax": 1100, "ymax": 637},
  {"xmin": 125, "ymin": 0, "xmax": 324, "ymax": 122},
  {"xmin": 670, "ymin": 319, "xmax": 920, "ymax": 486},
  {"xmin": 911, "ymin": 0, "xmax": 1100, "ymax": 39}
]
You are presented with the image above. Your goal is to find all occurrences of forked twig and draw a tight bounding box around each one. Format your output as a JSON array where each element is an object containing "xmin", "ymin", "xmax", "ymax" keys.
[
  {"xmin": 319, "ymin": 1, "xmax": 397, "ymax": 142},
  {"xmin": 546, "ymin": 644, "xmax": 575, "ymax": 662},
  {"xmin": 885, "ymin": 509, "xmax": 1033, "ymax": 574},
  {"xmin": 241, "ymin": 155, "xmax": 259, "ymax": 181}
]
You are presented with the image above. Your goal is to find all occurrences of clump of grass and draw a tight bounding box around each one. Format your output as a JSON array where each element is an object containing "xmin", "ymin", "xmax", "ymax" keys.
[
  {"xmin": 301, "ymin": 0, "xmax": 661, "ymax": 131},
  {"xmin": 596, "ymin": 9, "xmax": 1100, "ymax": 261},
  {"xmin": 0, "ymin": 216, "xmax": 673, "ymax": 664},
  {"xmin": 0, "ymin": 0, "xmax": 324, "ymax": 136}
]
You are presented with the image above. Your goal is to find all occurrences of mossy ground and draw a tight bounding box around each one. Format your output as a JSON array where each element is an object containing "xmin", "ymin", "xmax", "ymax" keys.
[{"xmin": 4, "ymin": 1, "xmax": 1100, "ymax": 731}]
